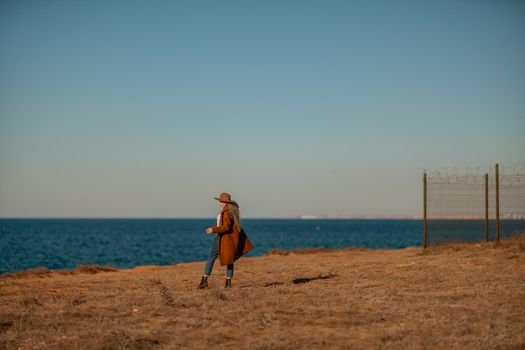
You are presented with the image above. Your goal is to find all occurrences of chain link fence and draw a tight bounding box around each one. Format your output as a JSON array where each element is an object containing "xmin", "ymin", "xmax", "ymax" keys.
[{"xmin": 423, "ymin": 164, "xmax": 525, "ymax": 247}]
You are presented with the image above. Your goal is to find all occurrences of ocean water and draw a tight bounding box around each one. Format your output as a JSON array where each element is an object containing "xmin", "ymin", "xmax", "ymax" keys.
[{"xmin": 1, "ymin": 219, "xmax": 523, "ymax": 274}]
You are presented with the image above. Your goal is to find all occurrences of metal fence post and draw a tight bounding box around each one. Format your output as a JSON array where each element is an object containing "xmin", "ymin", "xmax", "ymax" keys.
[
  {"xmin": 485, "ymin": 173, "xmax": 489, "ymax": 242},
  {"xmin": 423, "ymin": 172, "xmax": 427, "ymax": 249},
  {"xmin": 495, "ymin": 163, "xmax": 500, "ymax": 243}
]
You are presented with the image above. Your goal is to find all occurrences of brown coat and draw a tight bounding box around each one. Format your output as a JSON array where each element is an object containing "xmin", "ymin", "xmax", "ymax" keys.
[{"xmin": 211, "ymin": 206, "xmax": 254, "ymax": 266}]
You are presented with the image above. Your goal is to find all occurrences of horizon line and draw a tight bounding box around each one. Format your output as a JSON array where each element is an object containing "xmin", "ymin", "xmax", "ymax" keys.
[
  {"xmin": 1, "ymin": 216, "xmax": 524, "ymax": 220},
  {"xmin": 0, "ymin": 216, "xmax": 423, "ymax": 220}
]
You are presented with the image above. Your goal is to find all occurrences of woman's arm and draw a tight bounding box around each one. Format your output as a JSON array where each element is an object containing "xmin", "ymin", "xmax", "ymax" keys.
[{"xmin": 210, "ymin": 211, "xmax": 232, "ymax": 234}]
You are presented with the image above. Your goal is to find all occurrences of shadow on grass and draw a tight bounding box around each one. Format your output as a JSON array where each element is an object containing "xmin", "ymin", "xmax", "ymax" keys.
[
  {"xmin": 292, "ymin": 274, "xmax": 337, "ymax": 284},
  {"xmin": 261, "ymin": 274, "xmax": 338, "ymax": 287}
]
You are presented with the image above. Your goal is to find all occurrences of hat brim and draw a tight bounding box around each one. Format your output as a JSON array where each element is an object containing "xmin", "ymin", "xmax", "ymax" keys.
[
  {"xmin": 214, "ymin": 197, "xmax": 234, "ymax": 203},
  {"xmin": 213, "ymin": 197, "xmax": 237, "ymax": 205}
]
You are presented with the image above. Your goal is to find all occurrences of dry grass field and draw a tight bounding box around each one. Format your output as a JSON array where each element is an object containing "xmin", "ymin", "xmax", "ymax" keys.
[{"xmin": 1, "ymin": 235, "xmax": 524, "ymax": 350}]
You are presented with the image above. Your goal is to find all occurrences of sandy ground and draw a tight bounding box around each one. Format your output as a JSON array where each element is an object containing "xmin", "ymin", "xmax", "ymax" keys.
[{"xmin": 1, "ymin": 236, "xmax": 524, "ymax": 350}]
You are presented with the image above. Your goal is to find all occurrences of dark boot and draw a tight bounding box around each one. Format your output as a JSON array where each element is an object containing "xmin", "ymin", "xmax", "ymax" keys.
[
  {"xmin": 224, "ymin": 278, "xmax": 232, "ymax": 288},
  {"xmin": 198, "ymin": 276, "xmax": 208, "ymax": 289}
]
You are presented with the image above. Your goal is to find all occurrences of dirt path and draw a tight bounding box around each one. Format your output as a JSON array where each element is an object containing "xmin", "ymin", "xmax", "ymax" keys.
[{"xmin": 1, "ymin": 237, "xmax": 524, "ymax": 349}]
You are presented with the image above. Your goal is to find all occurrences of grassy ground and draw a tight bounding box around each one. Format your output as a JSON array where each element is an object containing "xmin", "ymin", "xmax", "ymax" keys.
[{"xmin": 1, "ymin": 235, "xmax": 524, "ymax": 350}]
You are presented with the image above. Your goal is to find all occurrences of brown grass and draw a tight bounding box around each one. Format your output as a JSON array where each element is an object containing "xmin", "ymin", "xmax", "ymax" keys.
[
  {"xmin": 74, "ymin": 264, "xmax": 118, "ymax": 274},
  {"xmin": 0, "ymin": 236, "xmax": 524, "ymax": 349},
  {"xmin": 267, "ymin": 246, "xmax": 368, "ymax": 255},
  {"xmin": 1, "ymin": 264, "xmax": 118, "ymax": 280},
  {"xmin": 424, "ymin": 233, "xmax": 525, "ymax": 254}
]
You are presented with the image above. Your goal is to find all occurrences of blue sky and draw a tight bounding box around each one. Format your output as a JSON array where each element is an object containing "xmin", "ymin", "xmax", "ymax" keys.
[{"xmin": 1, "ymin": 0, "xmax": 524, "ymax": 218}]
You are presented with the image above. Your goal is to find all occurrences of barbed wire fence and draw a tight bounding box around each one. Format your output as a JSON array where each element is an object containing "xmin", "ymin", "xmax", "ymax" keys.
[{"xmin": 423, "ymin": 164, "xmax": 525, "ymax": 247}]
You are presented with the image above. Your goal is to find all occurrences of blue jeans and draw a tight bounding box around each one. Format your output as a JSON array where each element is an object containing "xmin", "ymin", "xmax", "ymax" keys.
[{"xmin": 204, "ymin": 236, "xmax": 233, "ymax": 279}]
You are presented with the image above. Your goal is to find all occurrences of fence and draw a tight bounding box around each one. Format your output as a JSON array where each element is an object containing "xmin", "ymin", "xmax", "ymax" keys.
[{"xmin": 423, "ymin": 164, "xmax": 525, "ymax": 247}]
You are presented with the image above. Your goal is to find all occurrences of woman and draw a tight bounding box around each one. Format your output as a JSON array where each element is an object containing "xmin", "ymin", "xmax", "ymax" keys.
[{"xmin": 198, "ymin": 192, "xmax": 254, "ymax": 289}]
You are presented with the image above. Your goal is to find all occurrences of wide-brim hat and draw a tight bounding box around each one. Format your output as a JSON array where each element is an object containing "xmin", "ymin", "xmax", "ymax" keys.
[{"xmin": 214, "ymin": 192, "xmax": 237, "ymax": 204}]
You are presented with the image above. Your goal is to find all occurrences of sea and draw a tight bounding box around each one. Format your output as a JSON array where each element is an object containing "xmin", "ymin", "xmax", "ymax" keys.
[{"xmin": 1, "ymin": 219, "xmax": 524, "ymax": 274}]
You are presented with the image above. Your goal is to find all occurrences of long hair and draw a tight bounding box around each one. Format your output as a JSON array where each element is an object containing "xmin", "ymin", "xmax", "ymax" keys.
[{"xmin": 225, "ymin": 202, "xmax": 241, "ymax": 232}]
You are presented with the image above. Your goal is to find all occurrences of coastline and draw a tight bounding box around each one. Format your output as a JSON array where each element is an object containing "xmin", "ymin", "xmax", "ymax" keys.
[
  {"xmin": 1, "ymin": 236, "xmax": 524, "ymax": 349},
  {"xmin": 0, "ymin": 246, "xmax": 375, "ymax": 278},
  {"xmin": 4, "ymin": 218, "xmax": 525, "ymax": 275}
]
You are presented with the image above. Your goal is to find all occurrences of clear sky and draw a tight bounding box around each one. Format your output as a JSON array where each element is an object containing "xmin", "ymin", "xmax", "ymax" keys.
[{"xmin": 1, "ymin": 0, "xmax": 524, "ymax": 218}]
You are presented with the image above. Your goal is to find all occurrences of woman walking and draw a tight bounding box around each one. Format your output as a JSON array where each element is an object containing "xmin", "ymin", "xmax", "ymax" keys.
[{"xmin": 198, "ymin": 192, "xmax": 254, "ymax": 289}]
